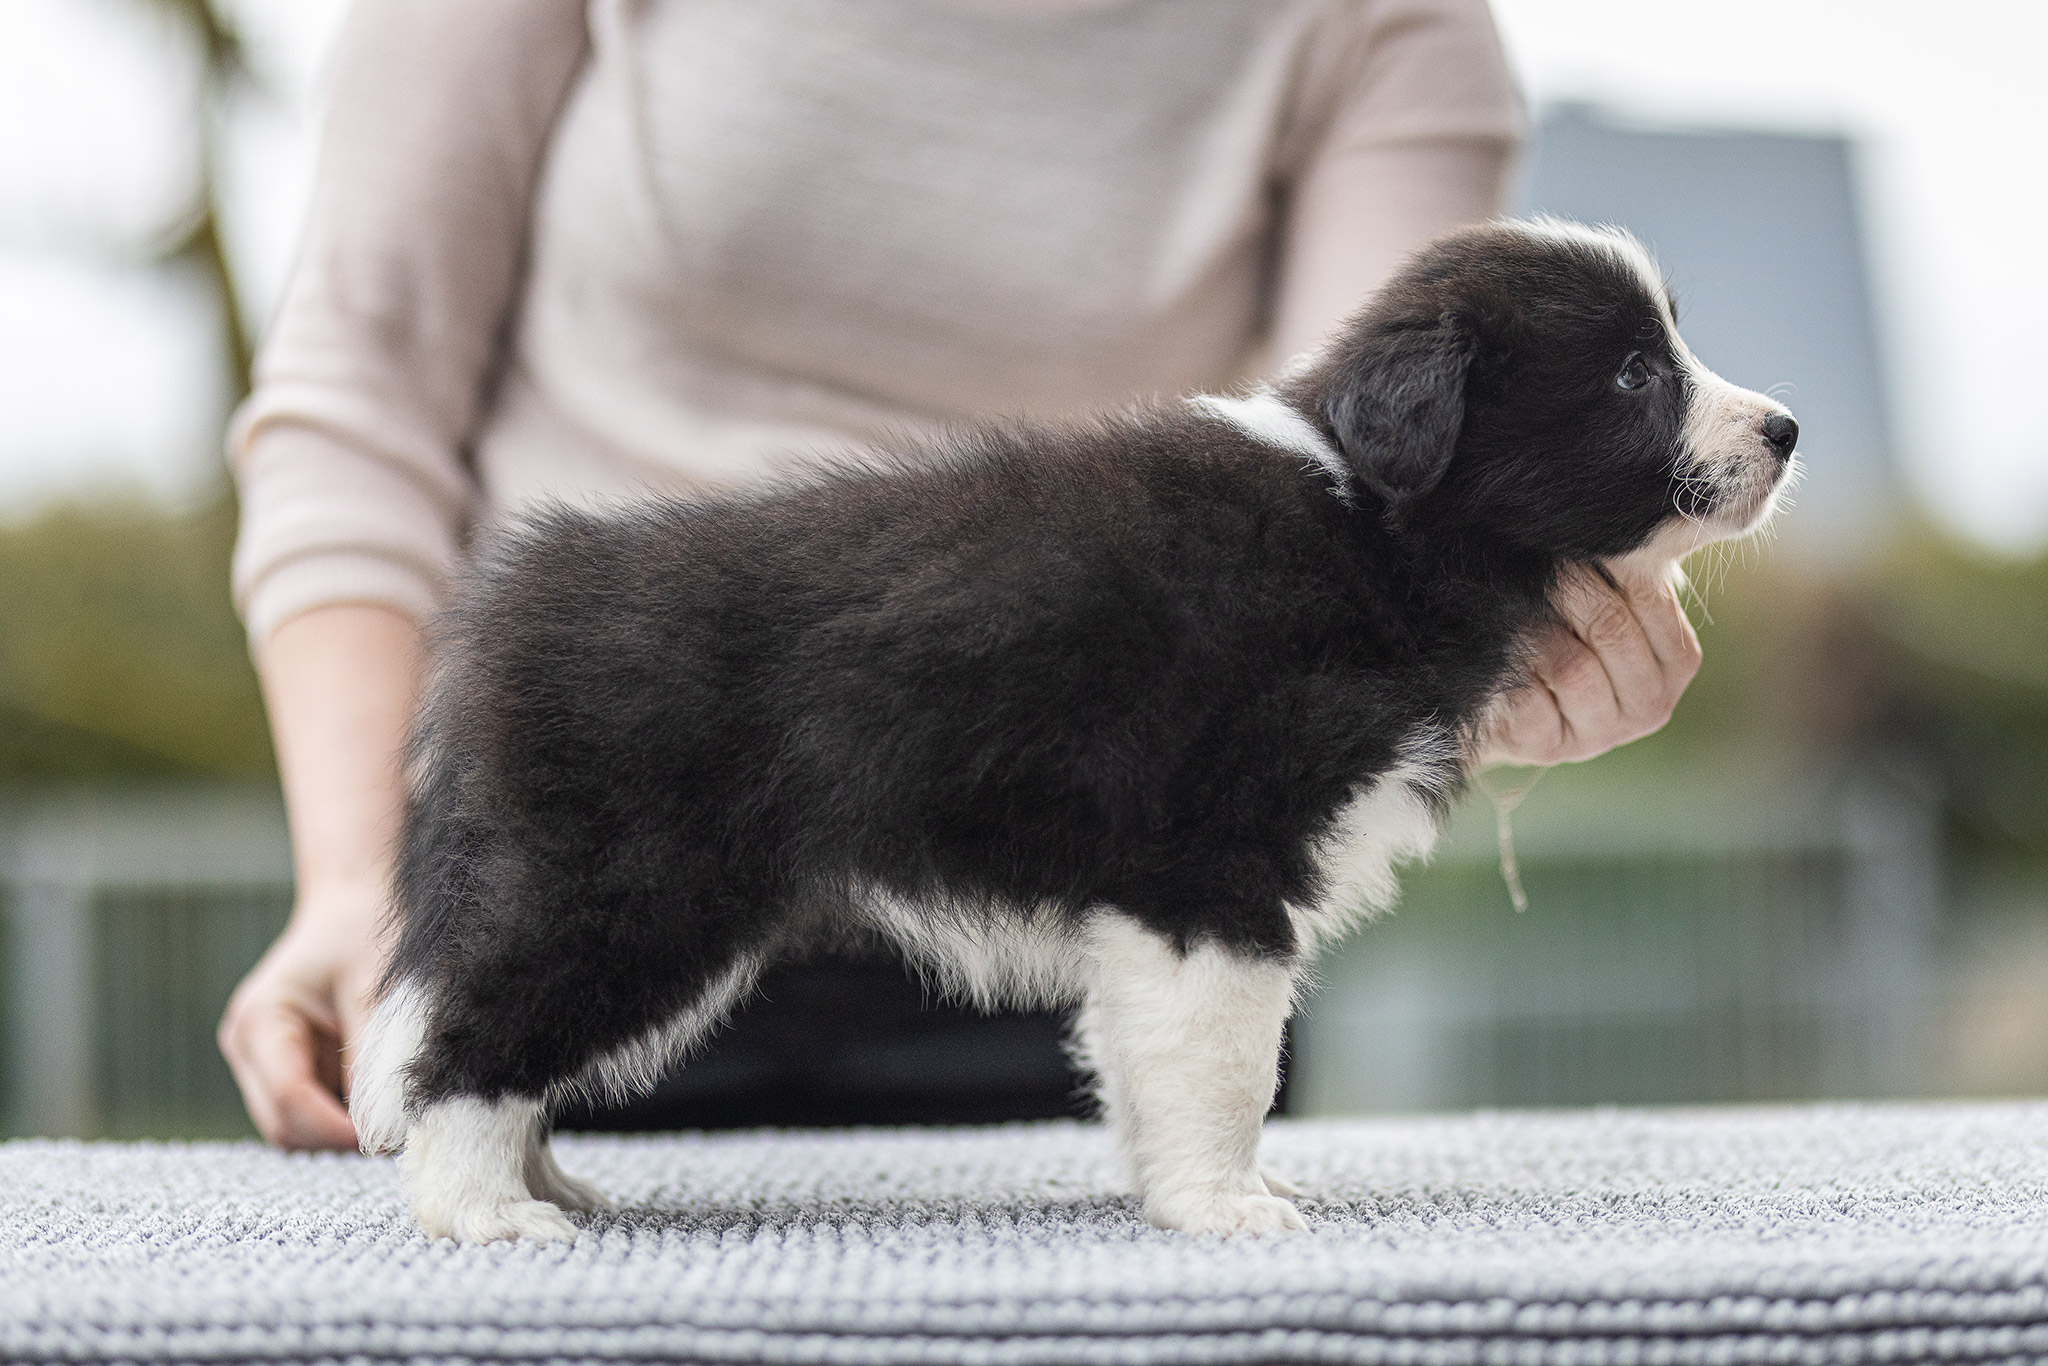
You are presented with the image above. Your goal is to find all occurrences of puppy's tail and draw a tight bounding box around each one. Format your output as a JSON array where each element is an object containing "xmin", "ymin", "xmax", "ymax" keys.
[{"xmin": 348, "ymin": 976, "xmax": 429, "ymax": 1154}]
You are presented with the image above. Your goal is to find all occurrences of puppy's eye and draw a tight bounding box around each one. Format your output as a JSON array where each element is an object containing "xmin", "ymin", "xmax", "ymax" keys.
[{"xmin": 1617, "ymin": 354, "xmax": 1652, "ymax": 391}]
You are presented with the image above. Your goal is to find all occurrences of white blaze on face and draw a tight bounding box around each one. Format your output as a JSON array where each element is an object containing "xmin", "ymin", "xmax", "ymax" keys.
[
  {"xmin": 1674, "ymin": 339, "xmax": 1797, "ymax": 539},
  {"xmin": 1594, "ymin": 224, "xmax": 1795, "ymax": 543},
  {"xmin": 1525, "ymin": 219, "xmax": 1797, "ymax": 547}
]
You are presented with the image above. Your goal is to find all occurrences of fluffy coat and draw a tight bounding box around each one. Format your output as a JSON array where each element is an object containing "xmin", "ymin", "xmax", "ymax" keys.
[{"xmin": 350, "ymin": 219, "xmax": 1797, "ymax": 1242}]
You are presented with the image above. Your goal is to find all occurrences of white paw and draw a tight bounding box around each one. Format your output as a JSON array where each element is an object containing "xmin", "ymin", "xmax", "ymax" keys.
[
  {"xmin": 1259, "ymin": 1164, "xmax": 1301, "ymax": 1198},
  {"xmin": 1146, "ymin": 1188, "xmax": 1308, "ymax": 1236},
  {"xmin": 531, "ymin": 1165, "xmax": 614, "ymax": 1214},
  {"xmin": 420, "ymin": 1196, "xmax": 579, "ymax": 1245},
  {"xmin": 523, "ymin": 1135, "xmax": 615, "ymax": 1212}
]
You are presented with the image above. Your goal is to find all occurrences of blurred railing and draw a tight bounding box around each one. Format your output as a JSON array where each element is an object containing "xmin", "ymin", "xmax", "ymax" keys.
[
  {"xmin": 1293, "ymin": 761, "xmax": 1942, "ymax": 1113},
  {"xmin": 0, "ymin": 788, "xmax": 291, "ymax": 1138},
  {"xmin": 0, "ymin": 766, "xmax": 1940, "ymax": 1137}
]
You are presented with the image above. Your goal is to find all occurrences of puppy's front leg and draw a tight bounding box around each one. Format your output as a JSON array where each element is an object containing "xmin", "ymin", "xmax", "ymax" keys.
[{"xmin": 1082, "ymin": 916, "xmax": 1305, "ymax": 1235}]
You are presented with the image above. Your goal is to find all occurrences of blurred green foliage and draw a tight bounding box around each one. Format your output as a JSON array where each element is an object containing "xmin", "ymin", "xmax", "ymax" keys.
[
  {"xmin": 0, "ymin": 0, "xmax": 269, "ymax": 787},
  {"xmin": 1857, "ymin": 528, "xmax": 2048, "ymax": 856},
  {"xmin": 0, "ymin": 490, "xmax": 273, "ymax": 784},
  {"xmin": 1611, "ymin": 524, "xmax": 2048, "ymax": 859}
]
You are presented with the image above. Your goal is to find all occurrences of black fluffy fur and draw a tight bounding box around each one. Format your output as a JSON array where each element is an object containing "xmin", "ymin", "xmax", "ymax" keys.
[{"xmin": 385, "ymin": 222, "xmax": 1714, "ymax": 1111}]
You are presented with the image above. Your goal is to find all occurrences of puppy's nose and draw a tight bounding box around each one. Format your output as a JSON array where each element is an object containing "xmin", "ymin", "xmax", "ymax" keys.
[{"xmin": 1762, "ymin": 413, "xmax": 1799, "ymax": 459}]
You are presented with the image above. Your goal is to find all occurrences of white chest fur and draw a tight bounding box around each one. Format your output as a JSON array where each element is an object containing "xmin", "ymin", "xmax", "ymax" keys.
[{"xmin": 1288, "ymin": 729, "xmax": 1459, "ymax": 956}]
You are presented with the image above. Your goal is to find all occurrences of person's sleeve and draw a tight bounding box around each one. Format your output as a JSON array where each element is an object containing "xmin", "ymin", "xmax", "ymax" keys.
[
  {"xmin": 228, "ymin": 0, "xmax": 589, "ymax": 645},
  {"xmin": 1266, "ymin": 0, "xmax": 1525, "ymax": 364}
]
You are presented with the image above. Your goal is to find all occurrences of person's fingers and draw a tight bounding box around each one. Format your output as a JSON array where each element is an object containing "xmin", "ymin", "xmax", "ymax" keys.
[
  {"xmin": 1530, "ymin": 625, "xmax": 1622, "ymax": 760},
  {"xmin": 1549, "ymin": 571, "xmax": 1663, "ymax": 729},
  {"xmin": 274, "ymin": 1079, "xmax": 358, "ymax": 1150},
  {"xmin": 1622, "ymin": 571, "xmax": 1705, "ymax": 702},
  {"xmin": 222, "ymin": 994, "xmax": 358, "ymax": 1150},
  {"xmin": 1482, "ymin": 622, "xmax": 1578, "ymax": 765},
  {"xmin": 1482, "ymin": 568, "xmax": 1708, "ymax": 770},
  {"xmin": 253, "ymin": 1007, "xmax": 358, "ymax": 1149},
  {"xmin": 218, "ymin": 998, "xmax": 284, "ymax": 1142},
  {"xmin": 1486, "ymin": 683, "xmax": 1567, "ymax": 765},
  {"xmin": 334, "ymin": 974, "xmax": 379, "ymax": 1096}
]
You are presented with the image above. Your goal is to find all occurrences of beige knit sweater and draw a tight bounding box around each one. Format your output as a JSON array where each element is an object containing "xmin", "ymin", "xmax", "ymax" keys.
[{"xmin": 229, "ymin": 0, "xmax": 1522, "ymax": 643}]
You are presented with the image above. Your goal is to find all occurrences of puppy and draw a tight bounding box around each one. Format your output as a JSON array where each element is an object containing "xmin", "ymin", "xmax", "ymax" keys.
[{"xmin": 350, "ymin": 218, "xmax": 1797, "ymax": 1242}]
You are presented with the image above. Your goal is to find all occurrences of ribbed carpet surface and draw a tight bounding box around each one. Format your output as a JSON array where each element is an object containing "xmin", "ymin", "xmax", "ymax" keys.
[{"xmin": 7, "ymin": 1104, "xmax": 2048, "ymax": 1364}]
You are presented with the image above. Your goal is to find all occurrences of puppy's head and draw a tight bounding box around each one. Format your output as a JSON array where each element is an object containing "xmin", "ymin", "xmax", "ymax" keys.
[{"xmin": 1290, "ymin": 217, "xmax": 1797, "ymax": 565}]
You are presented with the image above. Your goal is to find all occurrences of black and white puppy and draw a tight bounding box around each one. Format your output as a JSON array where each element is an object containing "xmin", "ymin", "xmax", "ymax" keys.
[{"xmin": 351, "ymin": 218, "xmax": 1797, "ymax": 1242}]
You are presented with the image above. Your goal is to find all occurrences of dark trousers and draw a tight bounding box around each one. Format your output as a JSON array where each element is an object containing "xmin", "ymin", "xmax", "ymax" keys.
[
  {"xmin": 557, "ymin": 947, "xmax": 1294, "ymax": 1130},
  {"xmin": 556, "ymin": 948, "xmax": 1086, "ymax": 1129}
]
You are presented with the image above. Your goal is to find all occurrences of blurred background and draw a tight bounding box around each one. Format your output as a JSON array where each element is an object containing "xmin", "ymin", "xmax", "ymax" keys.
[{"xmin": 2, "ymin": 0, "xmax": 2045, "ymax": 1138}]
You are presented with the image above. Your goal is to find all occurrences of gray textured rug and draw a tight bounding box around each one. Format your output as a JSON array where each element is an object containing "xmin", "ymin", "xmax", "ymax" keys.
[{"xmin": 7, "ymin": 1104, "xmax": 2048, "ymax": 1363}]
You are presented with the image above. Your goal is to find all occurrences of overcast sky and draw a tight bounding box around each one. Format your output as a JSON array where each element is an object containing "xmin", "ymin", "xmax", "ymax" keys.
[{"xmin": 2, "ymin": 0, "xmax": 2043, "ymax": 551}]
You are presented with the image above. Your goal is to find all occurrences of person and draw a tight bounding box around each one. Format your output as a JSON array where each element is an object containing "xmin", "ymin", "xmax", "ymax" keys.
[{"xmin": 218, "ymin": 0, "xmax": 1704, "ymax": 1150}]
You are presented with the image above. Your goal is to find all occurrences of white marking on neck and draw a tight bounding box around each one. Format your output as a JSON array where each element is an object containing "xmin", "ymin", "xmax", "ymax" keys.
[
  {"xmin": 1190, "ymin": 389, "xmax": 1351, "ymax": 502},
  {"xmin": 1286, "ymin": 724, "xmax": 1461, "ymax": 955}
]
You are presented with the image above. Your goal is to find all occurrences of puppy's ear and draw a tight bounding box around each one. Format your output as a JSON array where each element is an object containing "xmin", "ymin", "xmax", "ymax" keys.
[{"xmin": 1324, "ymin": 312, "xmax": 1474, "ymax": 509}]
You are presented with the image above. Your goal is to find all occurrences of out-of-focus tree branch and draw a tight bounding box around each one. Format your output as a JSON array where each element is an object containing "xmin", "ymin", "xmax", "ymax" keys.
[
  {"xmin": 0, "ymin": 0, "xmax": 275, "ymax": 787},
  {"xmin": 145, "ymin": 0, "xmax": 254, "ymax": 399}
]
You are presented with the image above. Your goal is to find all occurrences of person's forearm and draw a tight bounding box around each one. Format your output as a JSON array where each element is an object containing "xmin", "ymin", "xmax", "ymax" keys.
[
  {"xmin": 258, "ymin": 603, "xmax": 425, "ymax": 925},
  {"xmin": 1267, "ymin": 138, "xmax": 1513, "ymax": 366}
]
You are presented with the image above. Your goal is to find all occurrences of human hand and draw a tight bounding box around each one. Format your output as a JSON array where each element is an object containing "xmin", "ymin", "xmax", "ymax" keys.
[
  {"xmin": 1477, "ymin": 563, "xmax": 1703, "ymax": 768},
  {"xmin": 218, "ymin": 881, "xmax": 387, "ymax": 1150}
]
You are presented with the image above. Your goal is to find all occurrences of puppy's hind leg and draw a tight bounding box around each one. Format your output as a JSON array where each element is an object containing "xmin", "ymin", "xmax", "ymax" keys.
[
  {"xmin": 390, "ymin": 938, "xmax": 767, "ymax": 1242},
  {"xmin": 1082, "ymin": 914, "xmax": 1304, "ymax": 1235},
  {"xmin": 351, "ymin": 978, "xmax": 582, "ymax": 1242},
  {"xmin": 403, "ymin": 1095, "xmax": 580, "ymax": 1243},
  {"xmin": 517, "ymin": 947, "xmax": 767, "ymax": 1220},
  {"xmin": 523, "ymin": 1129, "xmax": 613, "ymax": 1214}
]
